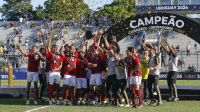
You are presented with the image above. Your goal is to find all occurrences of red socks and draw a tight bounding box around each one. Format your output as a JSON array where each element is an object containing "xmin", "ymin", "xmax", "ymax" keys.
[
  {"xmin": 136, "ymin": 90, "xmax": 143, "ymax": 104},
  {"xmin": 48, "ymin": 85, "xmax": 53, "ymax": 100}
]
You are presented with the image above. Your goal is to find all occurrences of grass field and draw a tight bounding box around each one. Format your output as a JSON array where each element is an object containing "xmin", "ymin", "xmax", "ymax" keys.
[
  {"xmin": 0, "ymin": 99, "xmax": 200, "ymax": 112},
  {"xmin": 1, "ymin": 80, "xmax": 200, "ymax": 86}
]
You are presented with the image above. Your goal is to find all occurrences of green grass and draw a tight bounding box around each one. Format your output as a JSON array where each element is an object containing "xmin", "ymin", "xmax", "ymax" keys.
[
  {"xmin": 1, "ymin": 80, "xmax": 200, "ymax": 86},
  {"xmin": 0, "ymin": 99, "xmax": 200, "ymax": 112}
]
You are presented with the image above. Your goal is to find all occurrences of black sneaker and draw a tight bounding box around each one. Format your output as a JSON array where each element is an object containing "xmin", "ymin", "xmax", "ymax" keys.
[{"xmin": 149, "ymin": 100, "xmax": 156, "ymax": 105}]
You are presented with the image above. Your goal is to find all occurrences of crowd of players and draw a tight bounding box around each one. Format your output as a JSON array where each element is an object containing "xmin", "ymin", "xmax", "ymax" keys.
[{"xmin": 16, "ymin": 32, "xmax": 179, "ymax": 108}]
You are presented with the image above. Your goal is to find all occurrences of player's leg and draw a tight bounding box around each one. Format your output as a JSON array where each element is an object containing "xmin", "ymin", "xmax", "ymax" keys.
[
  {"xmin": 106, "ymin": 75, "xmax": 112, "ymax": 102},
  {"xmin": 134, "ymin": 76, "xmax": 143, "ymax": 108},
  {"xmin": 48, "ymin": 72, "xmax": 55, "ymax": 105},
  {"xmin": 39, "ymin": 73, "xmax": 47, "ymax": 103},
  {"xmin": 129, "ymin": 76, "xmax": 136, "ymax": 108},
  {"xmin": 54, "ymin": 72, "xmax": 61, "ymax": 105},
  {"xmin": 121, "ymin": 79, "xmax": 129, "ymax": 106},
  {"xmin": 33, "ymin": 72, "xmax": 39, "ymax": 105},
  {"xmin": 147, "ymin": 75, "xmax": 154, "ymax": 103},
  {"xmin": 81, "ymin": 78, "xmax": 87, "ymax": 104},
  {"xmin": 167, "ymin": 72, "xmax": 173, "ymax": 101},
  {"xmin": 76, "ymin": 78, "xmax": 82, "ymax": 105},
  {"xmin": 96, "ymin": 73, "xmax": 103, "ymax": 104},
  {"xmin": 154, "ymin": 75, "xmax": 162, "ymax": 106},
  {"xmin": 89, "ymin": 74, "xmax": 96, "ymax": 104},
  {"xmin": 68, "ymin": 76, "xmax": 76, "ymax": 105},
  {"xmin": 26, "ymin": 72, "xmax": 32, "ymax": 105},
  {"xmin": 63, "ymin": 75, "xmax": 70, "ymax": 105},
  {"xmin": 172, "ymin": 72, "xmax": 179, "ymax": 101}
]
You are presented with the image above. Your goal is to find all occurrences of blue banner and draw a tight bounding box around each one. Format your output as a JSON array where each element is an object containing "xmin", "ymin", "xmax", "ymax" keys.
[
  {"xmin": 136, "ymin": 5, "xmax": 200, "ymax": 13},
  {"xmin": 0, "ymin": 71, "xmax": 26, "ymax": 80}
]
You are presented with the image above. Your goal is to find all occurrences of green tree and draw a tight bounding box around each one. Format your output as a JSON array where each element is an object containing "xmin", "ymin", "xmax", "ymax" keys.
[
  {"xmin": 44, "ymin": 0, "xmax": 90, "ymax": 20},
  {"xmin": 32, "ymin": 5, "xmax": 46, "ymax": 20},
  {"xmin": 98, "ymin": 0, "xmax": 136, "ymax": 23},
  {"xmin": 0, "ymin": 0, "xmax": 33, "ymax": 20}
]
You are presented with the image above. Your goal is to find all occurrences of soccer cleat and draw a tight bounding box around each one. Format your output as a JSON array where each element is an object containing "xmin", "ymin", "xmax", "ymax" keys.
[
  {"xmin": 173, "ymin": 97, "xmax": 179, "ymax": 102},
  {"xmin": 149, "ymin": 100, "xmax": 156, "ymax": 105},
  {"xmin": 68, "ymin": 101, "xmax": 72, "ymax": 106},
  {"xmin": 81, "ymin": 100, "xmax": 86, "ymax": 105},
  {"xmin": 63, "ymin": 100, "xmax": 67, "ymax": 105},
  {"xmin": 77, "ymin": 100, "xmax": 81, "ymax": 105},
  {"xmin": 26, "ymin": 100, "xmax": 30, "ymax": 105},
  {"xmin": 33, "ymin": 100, "xmax": 38, "ymax": 105},
  {"xmin": 49, "ymin": 100, "xmax": 53, "ymax": 105},
  {"xmin": 56, "ymin": 100, "xmax": 60, "ymax": 105},
  {"xmin": 168, "ymin": 97, "xmax": 174, "ymax": 102}
]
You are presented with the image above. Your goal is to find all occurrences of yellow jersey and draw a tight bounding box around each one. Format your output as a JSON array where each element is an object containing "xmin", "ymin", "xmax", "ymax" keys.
[{"xmin": 141, "ymin": 57, "xmax": 149, "ymax": 79}]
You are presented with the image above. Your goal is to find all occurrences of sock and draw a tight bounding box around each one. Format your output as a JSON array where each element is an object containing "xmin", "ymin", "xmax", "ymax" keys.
[
  {"xmin": 48, "ymin": 84, "xmax": 53, "ymax": 100},
  {"xmin": 130, "ymin": 90, "xmax": 136, "ymax": 105},
  {"xmin": 34, "ymin": 87, "xmax": 39, "ymax": 100},
  {"xmin": 55, "ymin": 84, "xmax": 60, "ymax": 100},
  {"xmin": 26, "ymin": 90, "xmax": 30, "ymax": 100},
  {"xmin": 137, "ymin": 90, "xmax": 143, "ymax": 104}
]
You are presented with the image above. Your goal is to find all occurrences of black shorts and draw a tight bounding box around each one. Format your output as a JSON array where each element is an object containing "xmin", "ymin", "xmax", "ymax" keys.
[
  {"xmin": 117, "ymin": 79, "xmax": 127, "ymax": 92},
  {"xmin": 167, "ymin": 71, "xmax": 177, "ymax": 84}
]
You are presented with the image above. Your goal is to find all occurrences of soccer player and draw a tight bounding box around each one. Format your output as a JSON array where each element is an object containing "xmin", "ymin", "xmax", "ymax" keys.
[
  {"xmin": 85, "ymin": 46, "xmax": 103, "ymax": 105},
  {"xmin": 76, "ymin": 51, "xmax": 88, "ymax": 105},
  {"xmin": 125, "ymin": 47, "xmax": 143, "ymax": 108},
  {"xmin": 17, "ymin": 45, "xmax": 42, "ymax": 105},
  {"xmin": 46, "ymin": 38, "xmax": 63, "ymax": 105},
  {"xmin": 61, "ymin": 44, "xmax": 78, "ymax": 105}
]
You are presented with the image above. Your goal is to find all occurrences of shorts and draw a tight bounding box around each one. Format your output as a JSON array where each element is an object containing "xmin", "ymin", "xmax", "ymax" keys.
[
  {"xmin": 27, "ymin": 72, "xmax": 39, "ymax": 82},
  {"xmin": 63, "ymin": 75, "xmax": 76, "ymax": 86},
  {"xmin": 76, "ymin": 78, "xmax": 87, "ymax": 89},
  {"xmin": 49, "ymin": 72, "xmax": 61, "ymax": 85},
  {"xmin": 129, "ymin": 76, "xmax": 142, "ymax": 85},
  {"xmin": 90, "ymin": 73, "xmax": 102, "ymax": 86},
  {"xmin": 46, "ymin": 72, "xmax": 49, "ymax": 83}
]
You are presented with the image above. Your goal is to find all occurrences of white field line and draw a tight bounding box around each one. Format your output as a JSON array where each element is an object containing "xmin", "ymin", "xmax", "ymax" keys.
[{"xmin": 24, "ymin": 106, "xmax": 50, "ymax": 112}]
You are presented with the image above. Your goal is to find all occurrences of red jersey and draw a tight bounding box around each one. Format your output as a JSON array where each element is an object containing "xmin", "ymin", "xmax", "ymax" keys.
[
  {"xmin": 85, "ymin": 52, "xmax": 103, "ymax": 74},
  {"xmin": 46, "ymin": 51, "xmax": 63, "ymax": 72},
  {"xmin": 62, "ymin": 54, "xmax": 80, "ymax": 76},
  {"xmin": 125, "ymin": 54, "xmax": 141, "ymax": 77},
  {"xmin": 76, "ymin": 58, "xmax": 88, "ymax": 78},
  {"xmin": 27, "ymin": 53, "xmax": 40, "ymax": 72}
]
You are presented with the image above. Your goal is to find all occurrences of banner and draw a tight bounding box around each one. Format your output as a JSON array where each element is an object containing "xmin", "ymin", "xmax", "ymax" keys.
[
  {"xmin": 0, "ymin": 71, "xmax": 200, "ymax": 80},
  {"xmin": 0, "ymin": 71, "xmax": 26, "ymax": 80},
  {"xmin": 103, "ymin": 13, "xmax": 200, "ymax": 45},
  {"xmin": 159, "ymin": 72, "xmax": 200, "ymax": 80},
  {"xmin": 136, "ymin": 5, "xmax": 200, "ymax": 13}
]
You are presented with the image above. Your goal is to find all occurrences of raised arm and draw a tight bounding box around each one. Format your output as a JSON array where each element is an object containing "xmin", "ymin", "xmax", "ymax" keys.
[{"xmin": 17, "ymin": 45, "xmax": 28, "ymax": 56}]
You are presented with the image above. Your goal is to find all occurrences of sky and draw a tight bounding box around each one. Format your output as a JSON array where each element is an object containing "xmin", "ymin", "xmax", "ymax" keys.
[{"xmin": 0, "ymin": 0, "xmax": 113, "ymax": 10}]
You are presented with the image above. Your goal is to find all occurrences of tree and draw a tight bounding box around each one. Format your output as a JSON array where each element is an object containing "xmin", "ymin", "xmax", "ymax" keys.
[
  {"xmin": 0, "ymin": 0, "xmax": 33, "ymax": 20},
  {"xmin": 32, "ymin": 5, "xmax": 46, "ymax": 20},
  {"xmin": 98, "ymin": 0, "xmax": 136, "ymax": 24},
  {"xmin": 44, "ymin": 0, "xmax": 90, "ymax": 21}
]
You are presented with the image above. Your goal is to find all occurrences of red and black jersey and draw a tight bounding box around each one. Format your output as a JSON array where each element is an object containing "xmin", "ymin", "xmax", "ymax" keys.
[
  {"xmin": 76, "ymin": 58, "xmax": 88, "ymax": 78},
  {"xmin": 125, "ymin": 54, "xmax": 141, "ymax": 77},
  {"xmin": 27, "ymin": 53, "xmax": 41, "ymax": 72},
  {"xmin": 46, "ymin": 51, "xmax": 63, "ymax": 72},
  {"xmin": 62, "ymin": 54, "xmax": 80, "ymax": 76},
  {"xmin": 85, "ymin": 52, "xmax": 103, "ymax": 74}
]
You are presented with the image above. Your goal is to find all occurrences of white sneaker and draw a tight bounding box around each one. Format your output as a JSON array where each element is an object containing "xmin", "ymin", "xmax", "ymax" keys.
[
  {"xmin": 68, "ymin": 101, "xmax": 72, "ymax": 106},
  {"xmin": 63, "ymin": 100, "xmax": 67, "ymax": 105},
  {"xmin": 77, "ymin": 100, "xmax": 81, "ymax": 105},
  {"xmin": 81, "ymin": 100, "xmax": 86, "ymax": 105},
  {"xmin": 33, "ymin": 100, "xmax": 38, "ymax": 105},
  {"xmin": 56, "ymin": 100, "xmax": 60, "ymax": 105},
  {"xmin": 26, "ymin": 100, "xmax": 30, "ymax": 105},
  {"xmin": 49, "ymin": 100, "xmax": 53, "ymax": 105},
  {"xmin": 91, "ymin": 100, "xmax": 96, "ymax": 105}
]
